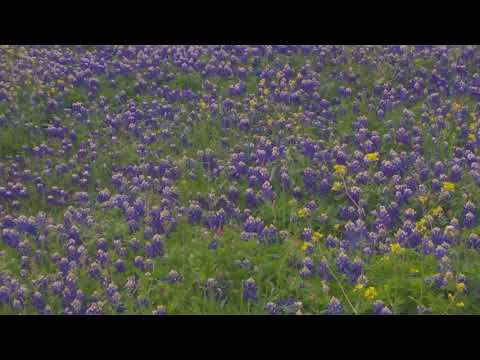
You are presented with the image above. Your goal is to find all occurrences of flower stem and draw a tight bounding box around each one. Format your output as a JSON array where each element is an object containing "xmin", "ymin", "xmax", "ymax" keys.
[{"xmin": 324, "ymin": 262, "xmax": 358, "ymax": 315}]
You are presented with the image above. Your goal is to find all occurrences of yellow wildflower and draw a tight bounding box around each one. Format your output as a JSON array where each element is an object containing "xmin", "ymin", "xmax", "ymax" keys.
[
  {"xmin": 263, "ymin": 88, "xmax": 270, "ymax": 96},
  {"xmin": 418, "ymin": 196, "xmax": 428, "ymax": 205},
  {"xmin": 297, "ymin": 207, "xmax": 310, "ymax": 218},
  {"xmin": 455, "ymin": 302, "xmax": 465, "ymax": 308},
  {"xmin": 433, "ymin": 206, "xmax": 444, "ymax": 217},
  {"xmin": 199, "ymin": 101, "xmax": 207, "ymax": 110},
  {"xmin": 469, "ymin": 122, "xmax": 477, "ymax": 130},
  {"xmin": 364, "ymin": 287, "xmax": 378, "ymax": 300},
  {"xmin": 415, "ymin": 219, "xmax": 427, "ymax": 233},
  {"xmin": 390, "ymin": 243, "xmax": 404, "ymax": 254},
  {"xmin": 442, "ymin": 182, "xmax": 455, "ymax": 192},
  {"xmin": 364, "ymin": 152, "xmax": 379, "ymax": 162},
  {"xmin": 334, "ymin": 164, "xmax": 347, "ymax": 175},
  {"xmin": 312, "ymin": 232, "xmax": 323, "ymax": 242},
  {"xmin": 331, "ymin": 181, "xmax": 343, "ymax": 192},
  {"xmin": 354, "ymin": 283, "xmax": 364, "ymax": 292},
  {"xmin": 468, "ymin": 133, "xmax": 476, "ymax": 142},
  {"xmin": 456, "ymin": 283, "xmax": 466, "ymax": 292},
  {"xmin": 301, "ymin": 242, "xmax": 311, "ymax": 252}
]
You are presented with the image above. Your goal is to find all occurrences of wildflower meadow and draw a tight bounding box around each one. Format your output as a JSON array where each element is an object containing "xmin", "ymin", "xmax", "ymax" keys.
[{"xmin": 1, "ymin": 45, "xmax": 479, "ymax": 315}]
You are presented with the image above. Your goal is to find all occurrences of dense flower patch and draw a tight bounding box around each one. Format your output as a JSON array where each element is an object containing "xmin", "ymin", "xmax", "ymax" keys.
[{"xmin": 1, "ymin": 45, "xmax": 480, "ymax": 314}]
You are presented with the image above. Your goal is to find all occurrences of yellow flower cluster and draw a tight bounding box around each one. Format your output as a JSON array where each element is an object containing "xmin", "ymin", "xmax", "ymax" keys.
[
  {"xmin": 415, "ymin": 218, "xmax": 428, "ymax": 233},
  {"xmin": 331, "ymin": 181, "xmax": 343, "ymax": 192},
  {"xmin": 354, "ymin": 283, "xmax": 364, "ymax": 292},
  {"xmin": 312, "ymin": 231, "xmax": 323, "ymax": 242},
  {"xmin": 364, "ymin": 152, "xmax": 379, "ymax": 161},
  {"xmin": 364, "ymin": 287, "xmax": 378, "ymax": 300},
  {"xmin": 442, "ymin": 182, "xmax": 455, "ymax": 192},
  {"xmin": 432, "ymin": 206, "xmax": 444, "ymax": 217},
  {"xmin": 297, "ymin": 207, "xmax": 311, "ymax": 218},
  {"xmin": 418, "ymin": 196, "xmax": 428, "ymax": 205},
  {"xmin": 301, "ymin": 242, "xmax": 313, "ymax": 252},
  {"xmin": 456, "ymin": 283, "xmax": 466, "ymax": 292},
  {"xmin": 334, "ymin": 164, "xmax": 347, "ymax": 175},
  {"xmin": 390, "ymin": 242, "xmax": 404, "ymax": 254}
]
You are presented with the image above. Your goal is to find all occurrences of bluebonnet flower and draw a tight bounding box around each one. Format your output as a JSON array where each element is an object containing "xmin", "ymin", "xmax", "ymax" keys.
[
  {"xmin": 417, "ymin": 305, "xmax": 432, "ymax": 314},
  {"xmin": 261, "ymin": 181, "xmax": 275, "ymax": 201},
  {"xmin": 468, "ymin": 233, "xmax": 480, "ymax": 251},
  {"xmin": 301, "ymin": 228, "xmax": 313, "ymax": 242},
  {"xmin": 86, "ymin": 302, "xmax": 104, "ymax": 315},
  {"xmin": 372, "ymin": 300, "xmax": 393, "ymax": 315},
  {"xmin": 464, "ymin": 212, "xmax": 476, "ymax": 228},
  {"xmin": 243, "ymin": 278, "xmax": 257, "ymax": 302},
  {"xmin": 153, "ymin": 305, "xmax": 167, "ymax": 315},
  {"xmin": 188, "ymin": 201, "xmax": 203, "ymax": 224},
  {"xmin": 165, "ymin": 270, "xmax": 182, "ymax": 284},
  {"xmin": 0, "ymin": 286, "xmax": 9, "ymax": 304},
  {"xmin": 265, "ymin": 302, "xmax": 279, "ymax": 315},
  {"xmin": 326, "ymin": 297, "xmax": 343, "ymax": 315}
]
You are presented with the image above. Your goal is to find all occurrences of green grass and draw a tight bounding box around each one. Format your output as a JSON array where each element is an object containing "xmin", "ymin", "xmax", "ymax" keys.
[{"xmin": 169, "ymin": 72, "xmax": 203, "ymax": 92}]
